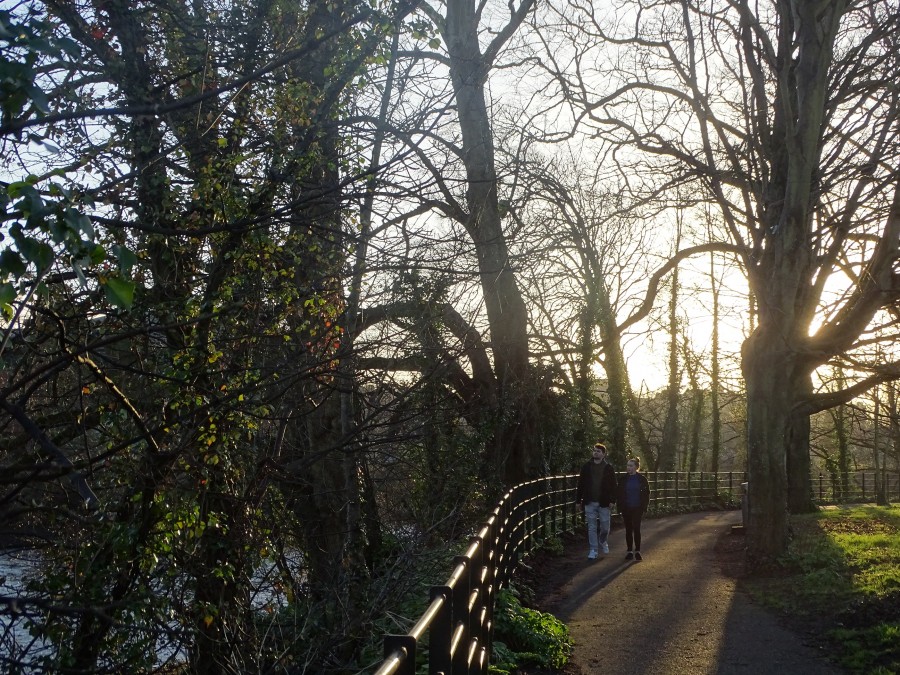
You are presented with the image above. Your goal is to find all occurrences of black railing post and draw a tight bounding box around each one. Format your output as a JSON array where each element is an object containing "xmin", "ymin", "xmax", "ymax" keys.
[
  {"xmin": 468, "ymin": 534, "xmax": 490, "ymax": 675},
  {"xmin": 383, "ymin": 635, "xmax": 417, "ymax": 675},
  {"xmin": 529, "ymin": 480, "xmax": 539, "ymax": 555},
  {"xmin": 549, "ymin": 477, "xmax": 556, "ymax": 535},
  {"xmin": 496, "ymin": 496, "xmax": 511, "ymax": 587},
  {"xmin": 451, "ymin": 555, "xmax": 470, "ymax": 674},
  {"xmin": 470, "ymin": 534, "xmax": 485, "ymax": 628},
  {"xmin": 482, "ymin": 558, "xmax": 495, "ymax": 675},
  {"xmin": 570, "ymin": 477, "xmax": 579, "ymax": 531},
  {"xmin": 503, "ymin": 489, "xmax": 516, "ymax": 585},
  {"xmin": 429, "ymin": 585, "xmax": 452, "ymax": 675}
]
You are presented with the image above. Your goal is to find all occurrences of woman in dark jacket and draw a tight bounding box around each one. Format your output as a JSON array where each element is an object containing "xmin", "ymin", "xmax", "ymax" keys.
[{"xmin": 617, "ymin": 457, "xmax": 650, "ymax": 561}]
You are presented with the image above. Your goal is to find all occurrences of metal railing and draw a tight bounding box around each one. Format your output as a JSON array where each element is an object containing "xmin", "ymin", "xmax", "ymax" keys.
[
  {"xmin": 372, "ymin": 468, "xmax": 897, "ymax": 674},
  {"xmin": 645, "ymin": 470, "xmax": 745, "ymax": 509},
  {"xmin": 813, "ymin": 471, "xmax": 900, "ymax": 503},
  {"xmin": 374, "ymin": 475, "xmax": 579, "ymax": 675}
]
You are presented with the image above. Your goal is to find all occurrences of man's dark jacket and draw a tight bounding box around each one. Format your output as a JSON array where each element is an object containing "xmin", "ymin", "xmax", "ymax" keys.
[
  {"xmin": 576, "ymin": 460, "xmax": 617, "ymax": 507},
  {"xmin": 616, "ymin": 471, "xmax": 650, "ymax": 514}
]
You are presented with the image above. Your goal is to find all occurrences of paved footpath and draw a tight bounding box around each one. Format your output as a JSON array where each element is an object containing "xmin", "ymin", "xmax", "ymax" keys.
[{"xmin": 538, "ymin": 511, "xmax": 844, "ymax": 675}]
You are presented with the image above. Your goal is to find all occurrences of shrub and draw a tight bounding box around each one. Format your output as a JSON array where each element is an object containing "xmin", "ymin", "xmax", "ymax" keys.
[{"xmin": 491, "ymin": 586, "xmax": 571, "ymax": 671}]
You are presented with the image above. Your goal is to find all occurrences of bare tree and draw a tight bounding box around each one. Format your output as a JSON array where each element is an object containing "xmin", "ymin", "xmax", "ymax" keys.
[{"xmin": 532, "ymin": 0, "xmax": 900, "ymax": 561}]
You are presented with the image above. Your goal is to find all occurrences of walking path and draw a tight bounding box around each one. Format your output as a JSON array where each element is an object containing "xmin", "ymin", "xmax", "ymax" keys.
[{"xmin": 534, "ymin": 511, "xmax": 844, "ymax": 675}]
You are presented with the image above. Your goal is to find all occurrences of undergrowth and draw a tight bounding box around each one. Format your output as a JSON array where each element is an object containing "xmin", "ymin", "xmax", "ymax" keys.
[
  {"xmin": 746, "ymin": 504, "xmax": 900, "ymax": 675},
  {"xmin": 490, "ymin": 585, "xmax": 572, "ymax": 674}
]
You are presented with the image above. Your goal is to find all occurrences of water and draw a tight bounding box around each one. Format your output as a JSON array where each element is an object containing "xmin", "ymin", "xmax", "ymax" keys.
[
  {"xmin": 0, "ymin": 549, "xmax": 52, "ymax": 671},
  {"xmin": 0, "ymin": 548, "xmax": 301, "ymax": 671}
]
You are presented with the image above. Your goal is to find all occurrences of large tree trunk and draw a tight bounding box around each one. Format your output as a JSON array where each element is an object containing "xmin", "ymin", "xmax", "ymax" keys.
[
  {"xmin": 595, "ymin": 278, "xmax": 630, "ymax": 462},
  {"xmin": 657, "ymin": 263, "xmax": 681, "ymax": 472},
  {"xmin": 577, "ymin": 305, "xmax": 596, "ymax": 451},
  {"xmin": 709, "ymin": 252, "xmax": 721, "ymax": 474},
  {"xmin": 741, "ymin": 330, "xmax": 792, "ymax": 563},
  {"xmin": 683, "ymin": 346, "xmax": 703, "ymax": 473},
  {"xmin": 445, "ymin": 0, "xmax": 539, "ymax": 484},
  {"xmin": 787, "ymin": 374, "xmax": 817, "ymax": 512},
  {"xmin": 274, "ymin": 1, "xmax": 369, "ymax": 662},
  {"xmin": 739, "ymin": 0, "xmax": 846, "ymax": 561}
]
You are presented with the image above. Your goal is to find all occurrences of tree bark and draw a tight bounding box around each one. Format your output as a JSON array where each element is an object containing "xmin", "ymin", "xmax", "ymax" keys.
[
  {"xmin": 709, "ymin": 252, "xmax": 721, "ymax": 474},
  {"xmin": 786, "ymin": 374, "xmax": 816, "ymax": 513},
  {"xmin": 445, "ymin": 0, "xmax": 539, "ymax": 484},
  {"xmin": 657, "ymin": 259, "xmax": 681, "ymax": 472},
  {"xmin": 741, "ymin": 330, "xmax": 791, "ymax": 563}
]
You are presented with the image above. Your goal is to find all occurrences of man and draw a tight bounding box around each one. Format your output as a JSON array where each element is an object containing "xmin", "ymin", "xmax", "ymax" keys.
[{"xmin": 576, "ymin": 442, "xmax": 617, "ymax": 560}]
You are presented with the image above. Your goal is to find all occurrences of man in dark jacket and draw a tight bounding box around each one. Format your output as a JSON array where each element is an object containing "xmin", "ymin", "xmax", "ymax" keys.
[{"xmin": 576, "ymin": 443, "xmax": 617, "ymax": 559}]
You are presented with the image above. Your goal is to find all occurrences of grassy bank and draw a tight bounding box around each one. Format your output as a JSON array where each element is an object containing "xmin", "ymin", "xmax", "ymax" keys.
[{"xmin": 746, "ymin": 504, "xmax": 900, "ymax": 674}]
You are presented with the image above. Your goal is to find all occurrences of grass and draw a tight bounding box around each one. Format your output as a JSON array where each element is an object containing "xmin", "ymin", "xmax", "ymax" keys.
[{"xmin": 745, "ymin": 504, "xmax": 900, "ymax": 674}]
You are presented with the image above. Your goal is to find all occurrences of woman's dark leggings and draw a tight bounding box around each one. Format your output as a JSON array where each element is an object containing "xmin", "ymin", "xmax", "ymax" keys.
[{"xmin": 621, "ymin": 508, "xmax": 643, "ymax": 551}]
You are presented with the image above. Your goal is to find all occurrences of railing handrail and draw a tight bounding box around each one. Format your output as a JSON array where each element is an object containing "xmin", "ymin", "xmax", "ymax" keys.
[{"xmin": 374, "ymin": 475, "xmax": 580, "ymax": 675}]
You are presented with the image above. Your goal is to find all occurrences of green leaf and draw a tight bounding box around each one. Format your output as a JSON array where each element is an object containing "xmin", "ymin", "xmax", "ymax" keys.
[
  {"xmin": 103, "ymin": 277, "xmax": 135, "ymax": 310},
  {"xmin": 0, "ymin": 248, "xmax": 26, "ymax": 278},
  {"xmin": 57, "ymin": 36, "xmax": 81, "ymax": 59},
  {"xmin": 26, "ymin": 83, "xmax": 50, "ymax": 114},
  {"xmin": 0, "ymin": 282, "xmax": 15, "ymax": 306},
  {"xmin": 64, "ymin": 207, "xmax": 94, "ymax": 239},
  {"xmin": 112, "ymin": 244, "xmax": 137, "ymax": 274},
  {"xmin": 89, "ymin": 244, "xmax": 105, "ymax": 265},
  {"xmin": 71, "ymin": 258, "xmax": 87, "ymax": 287},
  {"xmin": 18, "ymin": 237, "xmax": 55, "ymax": 271}
]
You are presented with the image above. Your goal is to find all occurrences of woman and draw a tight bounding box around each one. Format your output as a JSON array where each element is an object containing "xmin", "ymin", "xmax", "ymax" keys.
[{"xmin": 617, "ymin": 457, "xmax": 650, "ymax": 561}]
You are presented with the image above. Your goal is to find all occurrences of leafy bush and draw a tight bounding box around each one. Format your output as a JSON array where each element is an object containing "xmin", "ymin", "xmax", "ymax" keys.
[{"xmin": 491, "ymin": 586, "xmax": 571, "ymax": 670}]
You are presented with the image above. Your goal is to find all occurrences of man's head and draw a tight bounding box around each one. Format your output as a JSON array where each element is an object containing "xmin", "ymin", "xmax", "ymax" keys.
[{"xmin": 591, "ymin": 443, "xmax": 607, "ymax": 463}]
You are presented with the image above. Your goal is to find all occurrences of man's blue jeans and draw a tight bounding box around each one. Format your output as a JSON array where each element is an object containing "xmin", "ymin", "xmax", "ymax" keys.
[{"xmin": 585, "ymin": 502, "xmax": 611, "ymax": 551}]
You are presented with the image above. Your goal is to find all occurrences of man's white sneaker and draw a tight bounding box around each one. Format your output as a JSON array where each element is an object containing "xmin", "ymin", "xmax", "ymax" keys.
[
  {"xmin": 587, "ymin": 549, "xmax": 598, "ymax": 560},
  {"xmin": 601, "ymin": 543, "xmax": 609, "ymax": 554}
]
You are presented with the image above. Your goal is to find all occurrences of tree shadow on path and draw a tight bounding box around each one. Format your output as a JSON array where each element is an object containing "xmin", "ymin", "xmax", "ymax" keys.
[{"xmin": 518, "ymin": 510, "xmax": 845, "ymax": 675}]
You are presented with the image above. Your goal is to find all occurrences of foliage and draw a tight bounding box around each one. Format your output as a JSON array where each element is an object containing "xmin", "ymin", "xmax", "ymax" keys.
[
  {"xmin": 491, "ymin": 586, "xmax": 571, "ymax": 671},
  {"xmin": 0, "ymin": 1, "xmax": 415, "ymax": 672},
  {"xmin": 537, "ymin": 534, "xmax": 565, "ymax": 557},
  {"xmin": 829, "ymin": 623, "xmax": 900, "ymax": 675},
  {"xmin": 0, "ymin": 8, "xmax": 137, "ymax": 316},
  {"xmin": 746, "ymin": 506, "xmax": 900, "ymax": 674}
]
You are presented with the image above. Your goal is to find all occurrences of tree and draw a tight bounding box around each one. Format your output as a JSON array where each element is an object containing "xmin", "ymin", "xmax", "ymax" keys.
[
  {"xmin": 439, "ymin": 0, "xmax": 542, "ymax": 483},
  {"xmin": 0, "ymin": 1, "xmax": 424, "ymax": 671},
  {"xmin": 354, "ymin": 0, "xmax": 547, "ymax": 486},
  {"xmin": 532, "ymin": 0, "xmax": 900, "ymax": 562},
  {"xmin": 657, "ymin": 224, "xmax": 683, "ymax": 472},
  {"xmin": 681, "ymin": 331, "xmax": 705, "ymax": 473},
  {"xmin": 708, "ymin": 247, "xmax": 723, "ymax": 474},
  {"xmin": 509, "ymin": 157, "xmax": 659, "ymax": 464}
]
